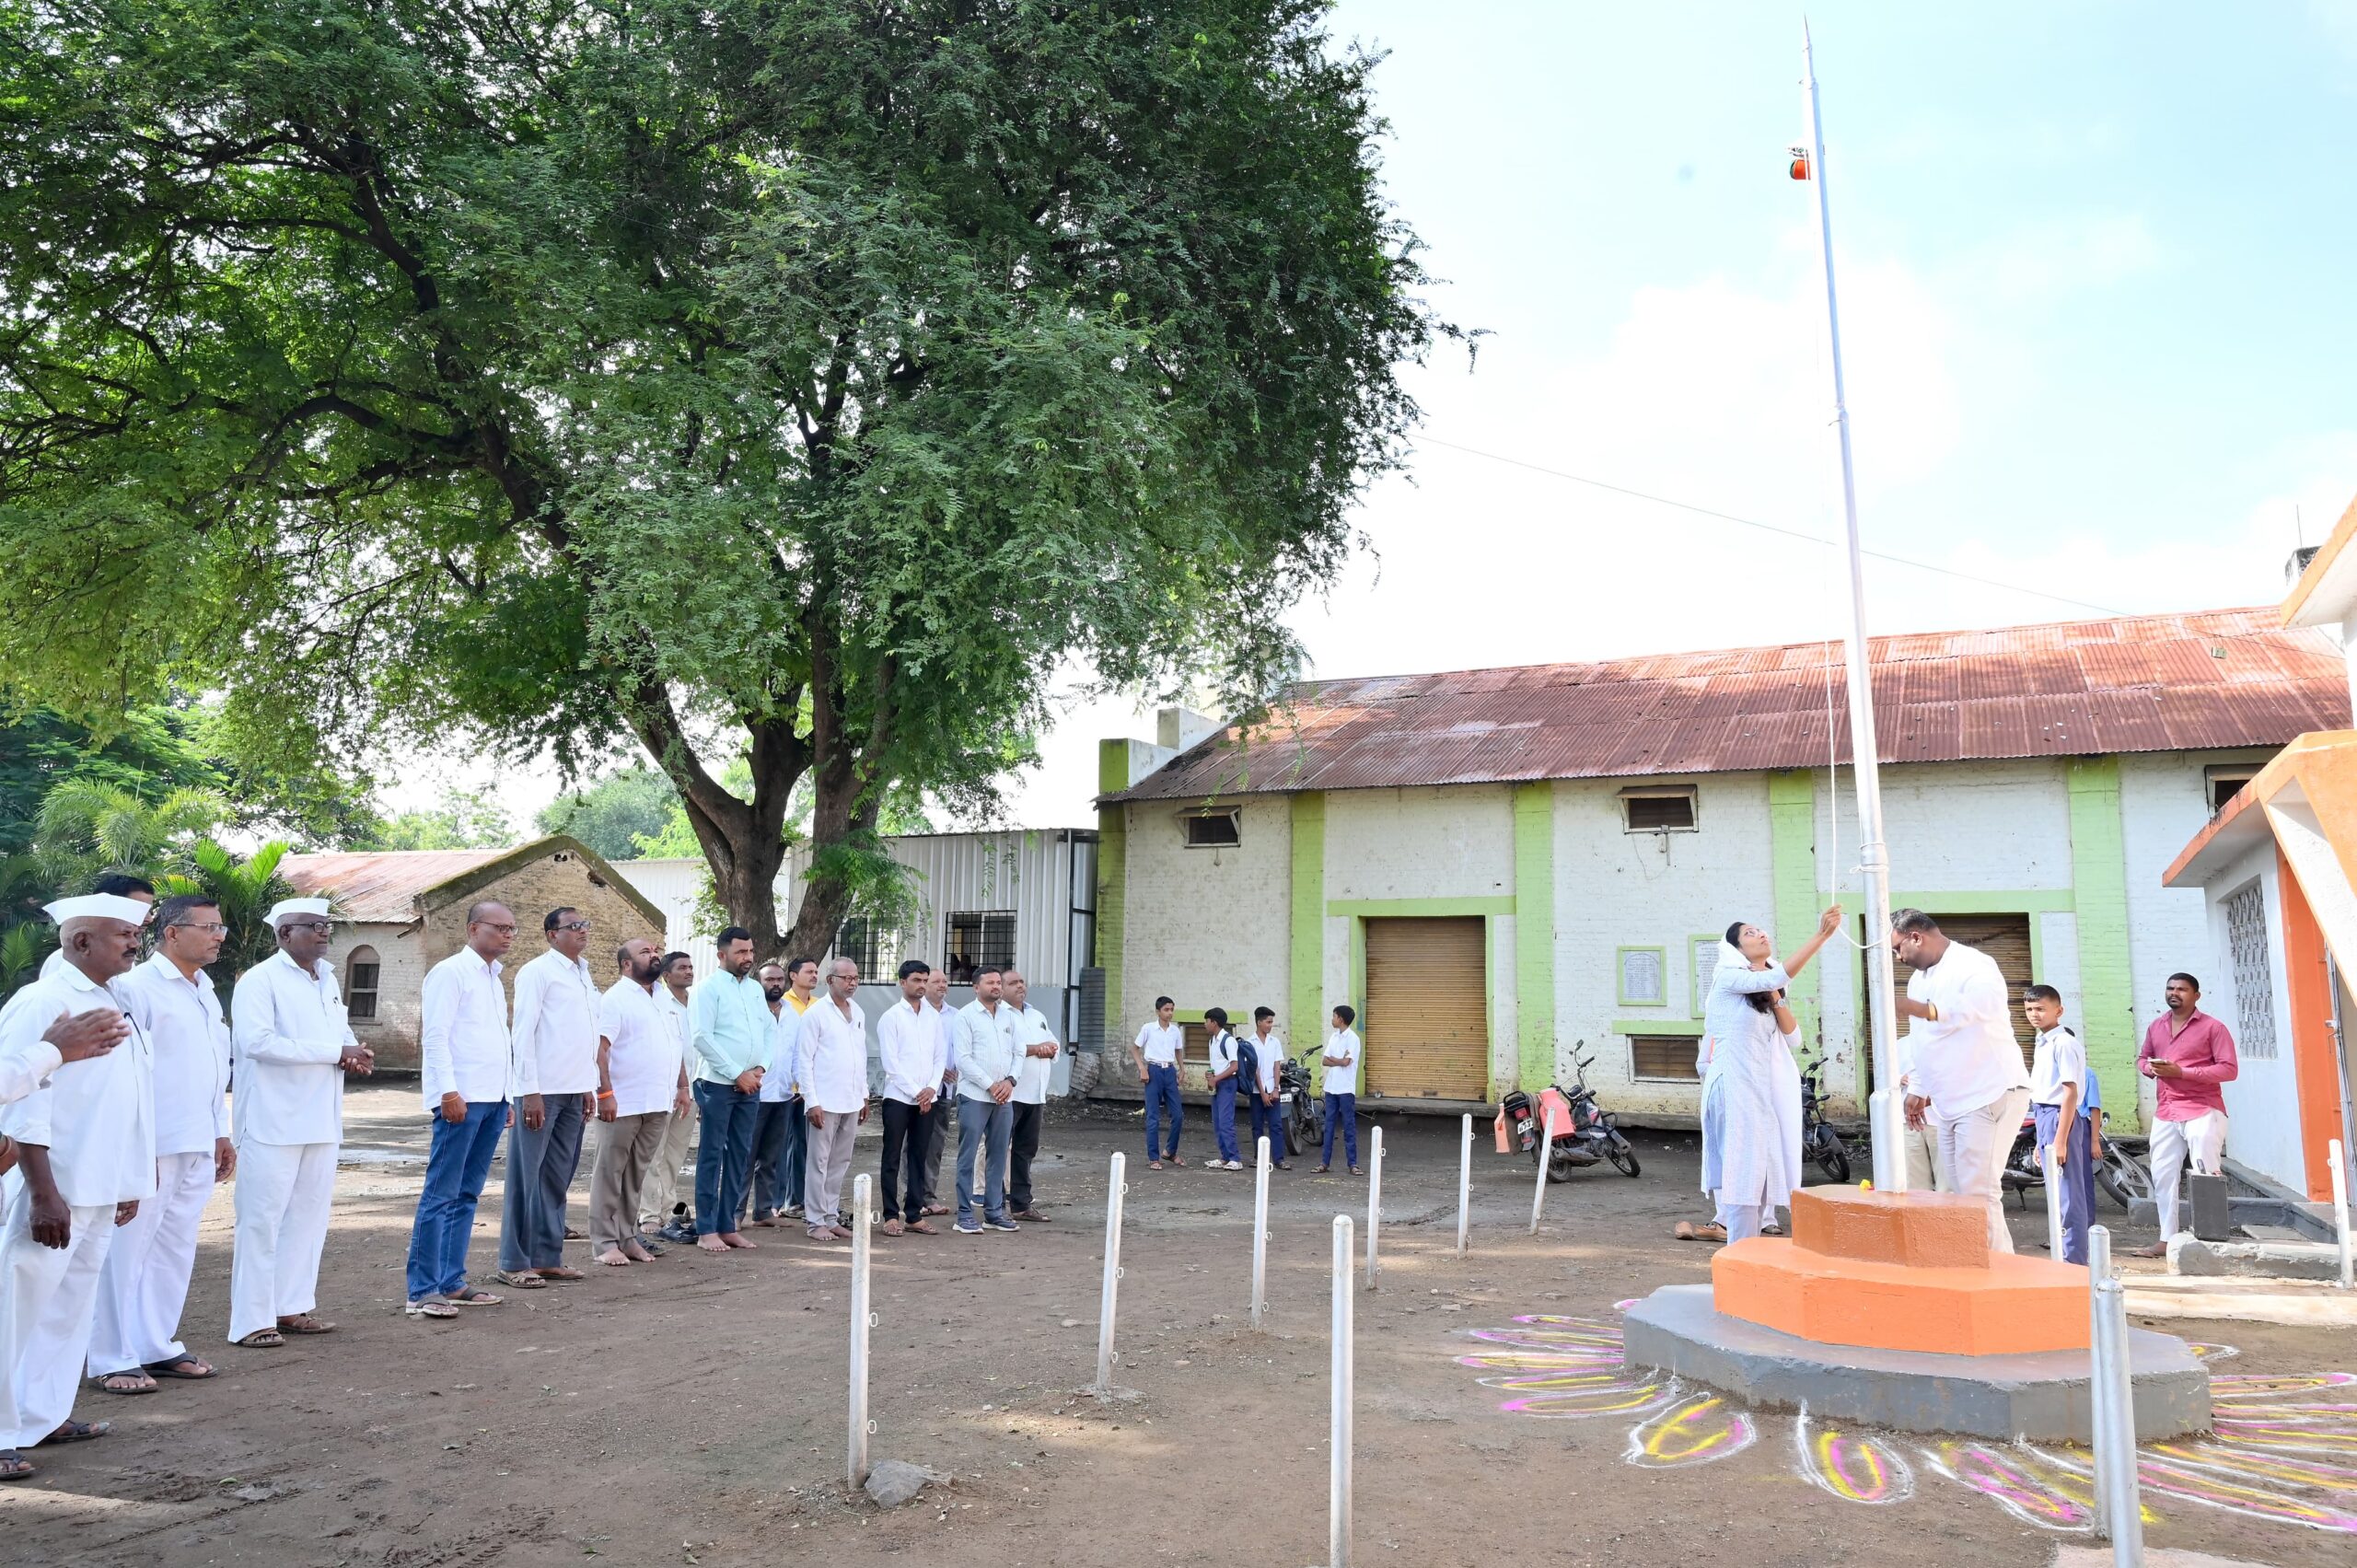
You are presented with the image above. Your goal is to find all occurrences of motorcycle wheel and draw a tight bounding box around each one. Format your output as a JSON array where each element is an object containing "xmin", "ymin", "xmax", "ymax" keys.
[
  {"xmin": 1545, "ymin": 1145, "xmax": 1580, "ymax": 1184},
  {"xmin": 1606, "ymin": 1132, "xmax": 1642, "ymax": 1179},
  {"xmin": 2096, "ymin": 1144, "xmax": 2152, "ymax": 1211},
  {"xmin": 1812, "ymin": 1135, "xmax": 1850, "ymax": 1186}
]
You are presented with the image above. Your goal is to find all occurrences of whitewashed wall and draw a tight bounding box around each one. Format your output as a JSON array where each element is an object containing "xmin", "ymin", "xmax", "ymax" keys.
[
  {"xmin": 2191, "ymin": 836, "xmax": 2309, "ymax": 1194},
  {"xmin": 1116, "ymin": 796, "xmax": 1292, "ymax": 1032}
]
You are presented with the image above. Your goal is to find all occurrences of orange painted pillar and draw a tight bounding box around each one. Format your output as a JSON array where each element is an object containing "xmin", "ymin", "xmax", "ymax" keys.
[{"xmin": 2278, "ymin": 851, "xmax": 2346, "ymax": 1202}]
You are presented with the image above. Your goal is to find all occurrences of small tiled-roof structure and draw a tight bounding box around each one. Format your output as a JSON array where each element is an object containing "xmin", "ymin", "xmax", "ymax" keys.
[
  {"xmin": 282, "ymin": 836, "xmax": 665, "ymax": 928},
  {"xmin": 1109, "ymin": 607, "xmax": 2351, "ymax": 803}
]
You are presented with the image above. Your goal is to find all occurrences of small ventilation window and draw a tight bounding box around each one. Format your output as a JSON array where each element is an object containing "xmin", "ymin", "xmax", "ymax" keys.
[
  {"xmin": 2205, "ymin": 765, "xmax": 2258, "ymax": 816},
  {"xmin": 1620, "ymin": 785, "xmax": 1698, "ymax": 832},
  {"xmin": 1629, "ymin": 1035, "xmax": 1701, "ymax": 1082},
  {"xmin": 346, "ymin": 946, "xmax": 381, "ymax": 1022},
  {"xmin": 1182, "ymin": 809, "xmax": 1241, "ymax": 848}
]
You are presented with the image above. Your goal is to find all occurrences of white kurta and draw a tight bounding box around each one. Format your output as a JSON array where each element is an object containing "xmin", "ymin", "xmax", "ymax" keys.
[
  {"xmin": 227, "ymin": 952, "xmax": 354, "ymax": 1342},
  {"xmin": 1697, "ymin": 951, "xmax": 1802, "ymax": 1214}
]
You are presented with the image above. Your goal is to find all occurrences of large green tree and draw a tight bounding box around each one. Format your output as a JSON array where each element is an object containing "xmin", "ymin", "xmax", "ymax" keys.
[{"xmin": 0, "ymin": 0, "xmax": 1444, "ymax": 956}]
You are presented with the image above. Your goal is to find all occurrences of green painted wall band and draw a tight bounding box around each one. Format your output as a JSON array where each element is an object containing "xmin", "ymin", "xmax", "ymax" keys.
[
  {"xmin": 2066, "ymin": 755, "xmax": 2140, "ymax": 1132},
  {"xmin": 1290, "ymin": 793, "xmax": 1327, "ymax": 1053},
  {"xmin": 1513, "ymin": 783, "xmax": 1555, "ymax": 1096}
]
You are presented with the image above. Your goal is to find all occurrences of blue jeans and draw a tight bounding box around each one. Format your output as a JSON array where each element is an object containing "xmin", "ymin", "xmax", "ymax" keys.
[
  {"xmin": 1212, "ymin": 1078, "xmax": 1241, "ymax": 1163},
  {"xmin": 692, "ymin": 1080, "xmax": 760, "ymax": 1236},
  {"xmin": 498, "ymin": 1092, "xmax": 586, "ymax": 1272},
  {"xmin": 1321, "ymin": 1092, "xmax": 1358, "ymax": 1168},
  {"xmin": 1249, "ymin": 1088, "xmax": 1286, "ymax": 1164},
  {"xmin": 1144, "ymin": 1063, "xmax": 1184, "ymax": 1160},
  {"xmin": 956, "ymin": 1096, "xmax": 1012, "ymax": 1225},
  {"xmin": 407, "ymin": 1100, "xmax": 507, "ymax": 1300},
  {"xmin": 2033, "ymin": 1102, "xmax": 2096, "ymax": 1265}
]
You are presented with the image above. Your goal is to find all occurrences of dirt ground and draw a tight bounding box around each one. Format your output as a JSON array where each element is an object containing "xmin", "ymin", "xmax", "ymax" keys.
[{"xmin": 5, "ymin": 1085, "xmax": 2349, "ymax": 1568}]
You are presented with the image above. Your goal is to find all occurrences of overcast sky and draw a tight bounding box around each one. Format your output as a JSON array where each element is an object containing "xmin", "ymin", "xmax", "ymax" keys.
[{"xmin": 395, "ymin": 1, "xmax": 2357, "ymax": 836}]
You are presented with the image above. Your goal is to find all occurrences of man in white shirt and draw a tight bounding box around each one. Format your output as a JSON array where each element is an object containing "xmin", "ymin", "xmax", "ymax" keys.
[
  {"xmin": 33, "ymin": 873, "xmax": 154, "ymax": 984},
  {"xmin": 1318, "ymin": 1005, "xmax": 1362, "ymax": 1174},
  {"xmin": 1892, "ymin": 910, "xmax": 2035, "ymax": 1252},
  {"xmin": 953, "ymin": 967, "xmax": 1022, "ymax": 1232},
  {"xmin": 1246, "ymin": 1007, "xmax": 1290, "ymax": 1170},
  {"xmin": 406, "ymin": 901, "xmax": 517, "ymax": 1316},
  {"xmin": 589, "ymin": 938, "xmax": 686, "ymax": 1267},
  {"xmin": 1131, "ymin": 996, "xmax": 1187, "ymax": 1169},
  {"xmin": 0, "ymin": 895, "xmax": 155, "ymax": 1479},
  {"xmin": 87, "ymin": 895, "xmax": 234, "ymax": 1392},
  {"xmin": 641, "ymin": 951, "xmax": 699, "ymax": 1241},
  {"xmin": 497, "ymin": 907, "xmax": 601, "ymax": 1287},
  {"xmin": 748, "ymin": 958, "xmax": 818, "ymax": 1227},
  {"xmin": 795, "ymin": 958, "xmax": 871, "ymax": 1244},
  {"xmin": 1203, "ymin": 1006, "xmax": 1242, "ymax": 1170},
  {"xmin": 228, "ymin": 899, "xmax": 373, "ymax": 1348},
  {"xmin": 877, "ymin": 960, "xmax": 943, "ymax": 1236},
  {"xmin": 1004, "ymin": 969, "xmax": 1061, "ymax": 1220},
  {"xmin": 918, "ymin": 968, "xmax": 957, "ymax": 1216}
]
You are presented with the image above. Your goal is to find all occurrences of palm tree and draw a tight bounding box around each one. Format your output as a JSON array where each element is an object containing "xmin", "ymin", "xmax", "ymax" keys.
[
  {"xmin": 156, "ymin": 838, "xmax": 296, "ymax": 1003},
  {"xmin": 33, "ymin": 778, "xmax": 225, "ymax": 888}
]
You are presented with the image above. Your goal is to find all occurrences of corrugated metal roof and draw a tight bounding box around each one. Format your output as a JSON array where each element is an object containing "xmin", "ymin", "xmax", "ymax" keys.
[
  {"xmin": 281, "ymin": 849, "xmax": 508, "ymax": 924},
  {"xmin": 1109, "ymin": 608, "xmax": 2352, "ymax": 803}
]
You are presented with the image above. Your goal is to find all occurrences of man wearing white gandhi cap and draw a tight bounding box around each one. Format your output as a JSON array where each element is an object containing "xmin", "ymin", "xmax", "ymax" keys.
[
  {"xmin": 0, "ymin": 893, "xmax": 155, "ymax": 1481},
  {"xmin": 226, "ymin": 898, "xmax": 373, "ymax": 1349}
]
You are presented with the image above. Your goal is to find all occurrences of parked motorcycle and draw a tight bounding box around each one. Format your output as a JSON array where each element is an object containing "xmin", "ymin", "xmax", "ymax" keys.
[
  {"xmin": 1276, "ymin": 1056, "xmax": 1324, "ymax": 1159},
  {"xmin": 1497, "ymin": 1047, "xmax": 1641, "ymax": 1181},
  {"xmin": 2002, "ymin": 1106, "xmax": 2153, "ymax": 1211},
  {"xmin": 1800, "ymin": 1061, "xmax": 1851, "ymax": 1184}
]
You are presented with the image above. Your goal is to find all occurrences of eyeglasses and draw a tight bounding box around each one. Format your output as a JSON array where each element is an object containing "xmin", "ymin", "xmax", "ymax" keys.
[
  {"xmin": 477, "ymin": 923, "xmax": 518, "ymax": 935},
  {"xmin": 556, "ymin": 920, "xmax": 592, "ymax": 934},
  {"xmin": 285, "ymin": 922, "xmax": 335, "ymax": 936},
  {"xmin": 169, "ymin": 922, "xmax": 229, "ymax": 935}
]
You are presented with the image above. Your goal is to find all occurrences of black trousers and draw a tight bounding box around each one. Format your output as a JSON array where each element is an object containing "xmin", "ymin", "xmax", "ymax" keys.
[
  {"xmin": 880, "ymin": 1098, "xmax": 932, "ymax": 1224},
  {"xmin": 1009, "ymin": 1100, "xmax": 1044, "ymax": 1213}
]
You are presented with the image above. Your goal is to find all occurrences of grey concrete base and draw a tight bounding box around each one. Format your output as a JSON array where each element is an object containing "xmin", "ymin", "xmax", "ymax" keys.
[
  {"xmin": 2168, "ymin": 1231, "xmax": 2346, "ymax": 1282},
  {"xmin": 1622, "ymin": 1285, "xmax": 2211, "ymax": 1443},
  {"xmin": 2126, "ymin": 1193, "xmax": 2337, "ymax": 1241}
]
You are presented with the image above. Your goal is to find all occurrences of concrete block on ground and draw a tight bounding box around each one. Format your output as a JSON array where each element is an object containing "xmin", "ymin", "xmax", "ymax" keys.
[
  {"xmin": 1624, "ymin": 1283, "xmax": 2210, "ymax": 1443},
  {"xmin": 2169, "ymin": 1233, "xmax": 2343, "ymax": 1282}
]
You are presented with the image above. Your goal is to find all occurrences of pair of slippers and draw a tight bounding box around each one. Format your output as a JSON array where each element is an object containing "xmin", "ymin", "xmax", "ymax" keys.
[{"xmin": 89, "ymin": 1357, "xmax": 215, "ymax": 1394}]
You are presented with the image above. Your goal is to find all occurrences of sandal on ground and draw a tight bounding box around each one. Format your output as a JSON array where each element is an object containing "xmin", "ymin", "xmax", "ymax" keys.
[
  {"xmin": 404, "ymin": 1297, "xmax": 459, "ymax": 1318},
  {"xmin": 535, "ymin": 1266, "xmax": 586, "ymax": 1282},
  {"xmin": 442, "ymin": 1287, "xmax": 503, "ymax": 1307},
  {"xmin": 277, "ymin": 1314, "xmax": 336, "ymax": 1335},
  {"xmin": 1147, "ymin": 1160, "xmax": 1163, "ymax": 1170},
  {"xmin": 1313, "ymin": 1165, "xmax": 1331, "ymax": 1174},
  {"xmin": 40, "ymin": 1420, "xmax": 110, "ymax": 1446},
  {"xmin": 923, "ymin": 1203, "xmax": 950, "ymax": 1216},
  {"xmin": 881, "ymin": 1218, "xmax": 905, "ymax": 1237},
  {"xmin": 235, "ymin": 1329, "xmax": 285, "ymax": 1348},
  {"xmin": 90, "ymin": 1370, "xmax": 157, "ymax": 1395},
  {"xmin": 493, "ymin": 1270, "xmax": 547, "ymax": 1289},
  {"xmin": 1167, "ymin": 1155, "xmax": 1187, "ymax": 1167},
  {"xmin": 0, "ymin": 1451, "xmax": 33, "ymax": 1481},
  {"xmin": 144, "ymin": 1356, "xmax": 215, "ymax": 1380},
  {"xmin": 563, "ymin": 1226, "xmax": 584, "ymax": 1240},
  {"xmin": 906, "ymin": 1219, "xmax": 937, "ymax": 1235}
]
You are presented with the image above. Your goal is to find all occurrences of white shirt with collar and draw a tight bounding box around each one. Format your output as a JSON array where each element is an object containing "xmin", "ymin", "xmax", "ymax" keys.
[
  {"xmin": 1134, "ymin": 1019, "xmax": 1184, "ymax": 1067},
  {"xmin": 1250, "ymin": 1029, "xmax": 1286, "ymax": 1096},
  {"xmin": 118, "ymin": 951, "xmax": 230, "ymax": 1156},
  {"xmin": 955, "ymin": 999, "xmax": 1021, "ymax": 1102},
  {"xmin": 761, "ymin": 993, "xmax": 816, "ymax": 1103},
  {"xmin": 656, "ymin": 987, "xmax": 693, "ymax": 1076},
  {"xmin": 1900, "ymin": 941, "xmax": 2030, "ymax": 1117},
  {"xmin": 795, "ymin": 994, "xmax": 871, "ymax": 1115},
  {"xmin": 418, "ymin": 947, "xmax": 513, "ymax": 1110},
  {"xmin": 1009, "ymin": 1004, "xmax": 1059, "ymax": 1105},
  {"xmin": 2029, "ymin": 1024, "xmax": 2089, "ymax": 1109},
  {"xmin": 0, "ymin": 961, "xmax": 157, "ymax": 1205},
  {"xmin": 510, "ymin": 946, "xmax": 601, "ymax": 1098},
  {"xmin": 924, "ymin": 998, "xmax": 957, "ymax": 1086},
  {"xmin": 598, "ymin": 977, "xmax": 676, "ymax": 1120},
  {"xmin": 878, "ymin": 997, "xmax": 946, "ymax": 1106},
  {"xmin": 230, "ymin": 949, "xmax": 356, "ymax": 1146},
  {"xmin": 1322, "ymin": 1028, "xmax": 1362, "ymax": 1096},
  {"xmin": 1206, "ymin": 1028, "xmax": 1238, "ymax": 1086}
]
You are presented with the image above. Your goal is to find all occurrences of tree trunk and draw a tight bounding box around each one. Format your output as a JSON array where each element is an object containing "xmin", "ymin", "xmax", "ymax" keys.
[{"xmin": 782, "ymin": 738, "xmax": 877, "ymax": 967}]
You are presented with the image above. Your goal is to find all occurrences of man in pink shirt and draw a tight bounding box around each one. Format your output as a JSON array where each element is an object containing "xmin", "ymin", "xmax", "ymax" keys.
[{"xmin": 2131, "ymin": 971, "xmax": 2237, "ymax": 1258}]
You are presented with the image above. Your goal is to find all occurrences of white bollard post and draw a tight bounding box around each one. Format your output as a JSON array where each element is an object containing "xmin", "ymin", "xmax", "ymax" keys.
[
  {"xmin": 1365, "ymin": 1125, "xmax": 1383, "ymax": 1289},
  {"xmin": 1457, "ymin": 1113, "xmax": 1473, "ymax": 1259},
  {"xmin": 1329, "ymin": 1214, "xmax": 1354, "ymax": 1568},
  {"xmin": 848, "ymin": 1172, "xmax": 873, "ymax": 1490},
  {"xmin": 2044, "ymin": 1135, "xmax": 2067, "ymax": 1262},
  {"xmin": 2330, "ymin": 1139, "xmax": 2353, "ymax": 1291},
  {"xmin": 1094, "ymin": 1152, "xmax": 1126, "ymax": 1391},
  {"xmin": 1528, "ymin": 1103, "xmax": 1555, "ymax": 1236},
  {"xmin": 2086, "ymin": 1225, "xmax": 2114, "ymax": 1537},
  {"xmin": 2085, "ymin": 1225, "xmax": 2143, "ymax": 1559},
  {"xmin": 1251, "ymin": 1135, "xmax": 1271, "ymax": 1329}
]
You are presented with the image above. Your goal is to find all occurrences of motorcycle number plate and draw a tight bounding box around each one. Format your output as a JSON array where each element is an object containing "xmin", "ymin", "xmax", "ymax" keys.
[{"xmin": 1280, "ymin": 1092, "xmax": 1292, "ymax": 1104}]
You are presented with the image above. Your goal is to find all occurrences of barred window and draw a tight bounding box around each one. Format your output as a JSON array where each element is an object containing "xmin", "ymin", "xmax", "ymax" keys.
[
  {"xmin": 2224, "ymin": 880, "xmax": 2276, "ymax": 1060},
  {"xmin": 347, "ymin": 946, "xmax": 381, "ymax": 1022},
  {"xmin": 833, "ymin": 918, "xmax": 889, "ymax": 978},
  {"xmin": 943, "ymin": 911, "xmax": 1016, "ymax": 984}
]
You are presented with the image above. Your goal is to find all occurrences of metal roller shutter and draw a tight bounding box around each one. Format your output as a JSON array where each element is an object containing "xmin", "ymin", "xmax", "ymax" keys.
[
  {"xmin": 1363, "ymin": 916, "xmax": 1490, "ymax": 1100},
  {"xmin": 1891, "ymin": 912, "xmax": 2037, "ymax": 1070}
]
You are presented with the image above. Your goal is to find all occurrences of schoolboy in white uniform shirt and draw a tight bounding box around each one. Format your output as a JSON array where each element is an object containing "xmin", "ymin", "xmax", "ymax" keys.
[
  {"xmin": 88, "ymin": 895, "xmax": 234, "ymax": 1391},
  {"xmin": 1133, "ymin": 997, "xmax": 1187, "ymax": 1168},
  {"xmin": 1318, "ymin": 1005, "xmax": 1362, "ymax": 1173},
  {"xmin": 1203, "ymin": 1007, "xmax": 1243, "ymax": 1169},
  {"xmin": 0, "ymin": 894, "xmax": 155, "ymax": 1478},
  {"xmin": 1247, "ymin": 1007, "xmax": 1290, "ymax": 1169},
  {"xmin": 228, "ymin": 899, "xmax": 372, "ymax": 1347},
  {"xmin": 1892, "ymin": 910, "xmax": 2033, "ymax": 1252}
]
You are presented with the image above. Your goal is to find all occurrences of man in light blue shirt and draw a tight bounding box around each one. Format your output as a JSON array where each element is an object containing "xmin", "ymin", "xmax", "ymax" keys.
[
  {"xmin": 687, "ymin": 926, "xmax": 768, "ymax": 1253},
  {"xmin": 952, "ymin": 967, "xmax": 1022, "ymax": 1234}
]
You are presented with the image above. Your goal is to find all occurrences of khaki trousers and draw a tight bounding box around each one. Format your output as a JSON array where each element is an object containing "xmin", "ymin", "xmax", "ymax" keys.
[
  {"xmin": 591, "ymin": 1111, "xmax": 670, "ymax": 1250},
  {"xmin": 639, "ymin": 1097, "xmax": 700, "ymax": 1230}
]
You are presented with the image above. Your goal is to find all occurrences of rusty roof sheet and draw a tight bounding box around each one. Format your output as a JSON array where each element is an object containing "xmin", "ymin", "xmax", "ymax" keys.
[
  {"xmin": 1109, "ymin": 608, "xmax": 2353, "ymax": 803},
  {"xmin": 281, "ymin": 849, "xmax": 509, "ymax": 924}
]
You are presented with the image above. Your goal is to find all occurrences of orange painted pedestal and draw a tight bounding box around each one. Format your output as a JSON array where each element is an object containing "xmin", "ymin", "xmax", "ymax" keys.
[{"xmin": 1712, "ymin": 1188, "xmax": 2088, "ymax": 1356}]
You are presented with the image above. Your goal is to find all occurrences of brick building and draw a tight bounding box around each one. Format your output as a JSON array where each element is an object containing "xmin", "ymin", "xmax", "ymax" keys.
[
  {"xmin": 1096, "ymin": 608, "xmax": 2351, "ymax": 1132},
  {"xmin": 281, "ymin": 835, "xmax": 667, "ymax": 1073}
]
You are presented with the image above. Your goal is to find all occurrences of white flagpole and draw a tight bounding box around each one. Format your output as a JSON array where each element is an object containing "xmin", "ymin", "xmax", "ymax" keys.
[{"xmin": 1802, "ymin": 22, "xmax": 1909, "ymax": 1192}]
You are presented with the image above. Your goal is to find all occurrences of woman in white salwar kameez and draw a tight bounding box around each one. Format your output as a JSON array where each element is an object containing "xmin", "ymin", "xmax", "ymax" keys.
[{"xmin": 1698, "ymin": 907, "xmax": 1842, "ymax": 1243}]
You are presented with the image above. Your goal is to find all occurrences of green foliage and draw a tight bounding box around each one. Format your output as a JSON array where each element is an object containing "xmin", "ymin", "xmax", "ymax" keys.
[
  {"xmin": 155, "ymin": 838, "xmax": 296, "ymax": 998},
  {"xmin": 346, "ymin": 785, "xmax": 517, "ymax": 853},
  {"xmin": 0, "ymin": 918, "xmax": 52, "ymax": 996},
  {"xmin": 537, "ymin": 765, "xmax": 680, "ymax": 863},
  {"xmin": 0, "ymin": 0, "xmax": 1448, "ymax": 955},
  {"xmin": 32, "ymin": 778, "xmax": 225, "ymax": 889}
]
